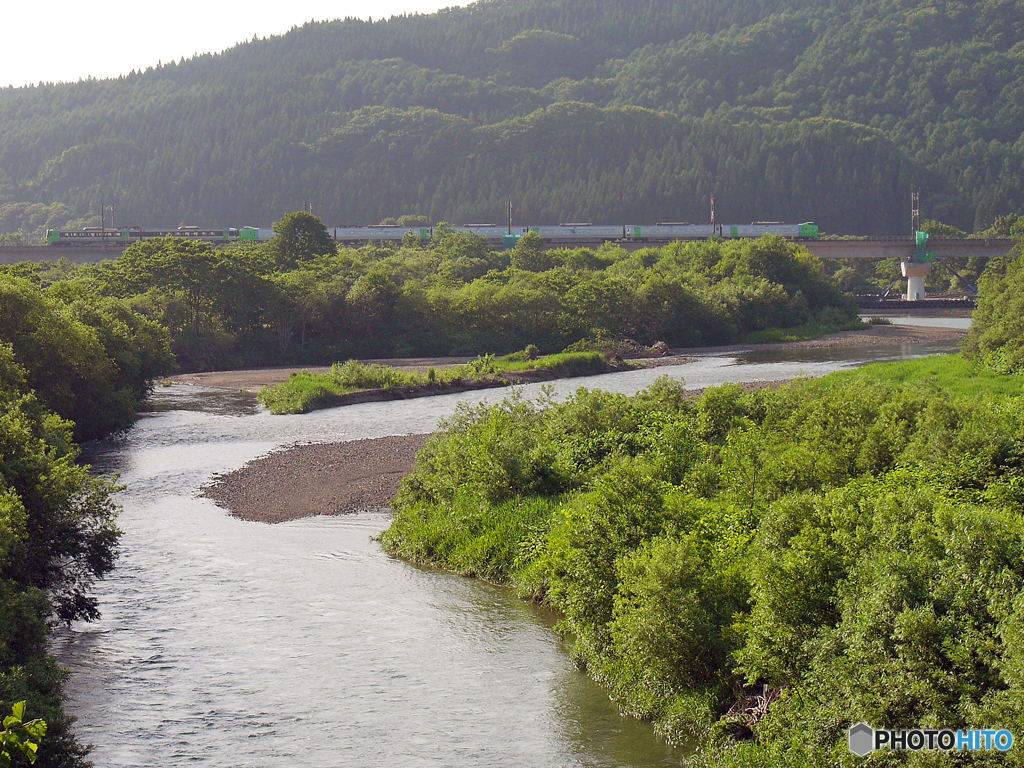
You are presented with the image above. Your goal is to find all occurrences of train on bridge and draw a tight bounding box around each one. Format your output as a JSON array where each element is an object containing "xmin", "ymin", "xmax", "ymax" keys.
[{"xmin": 45, "ymin": 221, "xmax": 820, "ymax": 248}]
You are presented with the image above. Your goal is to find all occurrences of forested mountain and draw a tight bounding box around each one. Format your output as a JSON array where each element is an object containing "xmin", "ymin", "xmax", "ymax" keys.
[{"xmin": 1, "ymin": 0, "xmax": 1021, "ymax": 239}]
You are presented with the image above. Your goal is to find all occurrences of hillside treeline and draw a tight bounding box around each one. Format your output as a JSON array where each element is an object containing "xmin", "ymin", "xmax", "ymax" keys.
[
  {"xmin": 10, "ymin": 218, "xmax": 857, "ymax": 371},
  {"xmin": 1, "ymin": 0, "xmax": 1022, "ymax": 238},
  {"xmin": 380, "ymin": 230, "xmax": 1024, "ymax": 764}
]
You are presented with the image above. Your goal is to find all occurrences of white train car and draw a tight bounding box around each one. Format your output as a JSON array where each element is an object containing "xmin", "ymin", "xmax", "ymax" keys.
[
  {"xmin": 534, "ymin": 224, "xmax": 625, "ymax": 239},
  {"xmin": 329, "ymin": 225, "xmax": 431, "ymax": 242},
  {"xmin": 631, "ymin": 224, "xmax": 716, "ymax": 240},
  {"xmin": 724, "ymin": 223, "xmax": 802, "ymax": 238},
  {"xmin": 455, "ymin": 224, "xmax": 503, "ymax": 238}
]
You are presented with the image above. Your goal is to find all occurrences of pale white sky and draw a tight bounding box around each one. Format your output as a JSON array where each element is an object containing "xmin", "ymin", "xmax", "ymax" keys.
[{"xmin": 1, "ymin": 1, "xmax": 470, "ymax": 89}]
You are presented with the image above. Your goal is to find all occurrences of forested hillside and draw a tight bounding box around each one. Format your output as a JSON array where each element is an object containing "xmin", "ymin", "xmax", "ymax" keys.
[{"xmin": 1, "ymin": 0, "xmax": 1021, "ymax": 239}]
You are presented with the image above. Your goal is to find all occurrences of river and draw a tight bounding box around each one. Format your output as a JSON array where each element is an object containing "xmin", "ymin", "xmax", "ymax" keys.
[{"xmin": 54, "ymin": 339, "xmax": 961, "ymax": 767}]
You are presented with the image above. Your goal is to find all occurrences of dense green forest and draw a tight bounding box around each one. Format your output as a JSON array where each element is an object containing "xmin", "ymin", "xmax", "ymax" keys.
[
  {"xmin": 5, "ymin": 215, "xmax": 858, "ymax": 371},
  {"xmin": 0, "ymin": 347, "xmax": 122, "ymax": 768},
  {"xmin": 1, "ymin": 0, "xmax": 1022, "ymax": 239},
  {"xmin": 380, "ymin": 232, "xmax": 1024, "ymax": 765}
]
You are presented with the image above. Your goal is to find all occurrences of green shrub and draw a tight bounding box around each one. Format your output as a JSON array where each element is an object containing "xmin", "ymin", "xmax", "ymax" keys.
[
  {"xmin": 258, "ymin": 371, "xmax": 351, "ymax": 414},
  {"xmin": 964, "ymin": 251, "xmax": 1024, "ymax": 373}
]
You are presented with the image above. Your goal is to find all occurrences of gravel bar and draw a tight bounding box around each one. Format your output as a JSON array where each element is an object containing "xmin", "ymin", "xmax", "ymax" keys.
[
  {"xmin": 201, "ymin": 434, "xmax": 429, "ymax": 523},
  {"xmin": 200, "ymin": 381, "xmax": 796, "ymax": 524}
]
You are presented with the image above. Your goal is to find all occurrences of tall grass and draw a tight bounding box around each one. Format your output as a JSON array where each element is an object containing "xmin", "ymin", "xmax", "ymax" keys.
[
  {"xmin": 813, "ymin": 352, "xmax": 1024, "ymax": 398},
  {"xmin": 258, "ymin": 351, "xmax": 610, "ymax": 414},
  {"xmin": 330, "ymin": 359, "xmax": 422, "ymax": 389},
  {"xmin": 257, "ymin": 371, "xmax": 354, "ymax": 414},
  {"xmin": 742, "ymin": 318, "xmax": 866, "ymax": 344}
]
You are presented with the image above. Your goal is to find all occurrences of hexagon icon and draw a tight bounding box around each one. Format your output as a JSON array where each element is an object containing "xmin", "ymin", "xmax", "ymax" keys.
[{"xmin": 849, "ymin": 722, "xmax": 874, "ymax": 756}]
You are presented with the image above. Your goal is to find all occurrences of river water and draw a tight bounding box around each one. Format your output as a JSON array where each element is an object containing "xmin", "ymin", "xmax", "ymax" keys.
[{"xmin": 54, "ymin": 339, "xmax": 961, "ymax": 767}]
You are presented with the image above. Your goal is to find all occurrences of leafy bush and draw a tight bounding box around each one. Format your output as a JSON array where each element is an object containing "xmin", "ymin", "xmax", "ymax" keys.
[
  {"xmin": 0, "ymin": 275, "xmax": 173, "ymax": 439},
  {"xmin": 0, "ymin": 341, "xmax": 120, "ymax": 767},
  {"xmin": 965, "ymin": 251, "xmax": 1024, "ymax": 374}
]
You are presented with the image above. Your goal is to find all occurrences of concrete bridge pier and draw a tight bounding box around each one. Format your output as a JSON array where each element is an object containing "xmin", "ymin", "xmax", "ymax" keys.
[{"xmin": 901, "ymin": 261, "xmax": 932, "ymax": 301}]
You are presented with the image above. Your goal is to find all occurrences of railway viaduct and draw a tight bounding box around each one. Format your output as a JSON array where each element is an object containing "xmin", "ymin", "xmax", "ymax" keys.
[
  {"xmin": 0, "ymin": 245, "xmax": 126, "ymax": 264},
  {"xmin": 0, "ymin": 237, "xmax": 1016, "ymax": 265}
]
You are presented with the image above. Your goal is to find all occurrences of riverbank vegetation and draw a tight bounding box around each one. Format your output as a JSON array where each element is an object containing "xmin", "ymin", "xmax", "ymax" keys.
[
  {"xmin": 10, "ymin": 223, "xmax": 858, "ymax": 372},
  {"xmin": 0, "ymin": 274, "xmax": 173, "ymax": 440},
  {"xmin": 0, "ymin": 340, "xmax": 123, "ymax": 767},
  {"xmin": 0, "ymin": 271, "xmax": 171, "ymax": 765},
  {"xmin": 381, "ymin": 237, "xmax": 1024, "ymax": 763},
  {"xmin": 380, "ymin": 351, "xmax": 1024, "ymax": 764},
  {"xmin": 964, "ymin": 245, "xmax": 1024, "ymax": 376},
  {"xmin": 258, "ymin": 351, "xmax": 610, "ymax": 414}
]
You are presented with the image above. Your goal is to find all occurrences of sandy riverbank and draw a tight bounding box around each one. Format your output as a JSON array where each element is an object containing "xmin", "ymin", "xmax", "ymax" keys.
[
  {"xmin": 664, "ymin": 323, "xmax": 967, "ymax": 357},
  {"xmin": 200, "ymin": 380, "xmax": 788, "ymax": 523},
  {"xmin": 171, "ymin": 324, "xmax": 966, "ymax": 392}
]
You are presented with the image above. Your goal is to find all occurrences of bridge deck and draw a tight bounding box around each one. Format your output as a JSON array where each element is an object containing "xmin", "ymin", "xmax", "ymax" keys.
[
  {"xmin": 802, "ymin": 238, "xmax": 1015, "ymax": 260},
  {"xmin": 0, "ymin": 245, "xmax": 125, "ymax": 264}
]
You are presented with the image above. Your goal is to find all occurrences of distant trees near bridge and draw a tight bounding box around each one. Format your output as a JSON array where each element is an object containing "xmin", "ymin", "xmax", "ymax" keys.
[{"xmin": 23, "ymin": 217, "xmax": 858, "ymax": 371}]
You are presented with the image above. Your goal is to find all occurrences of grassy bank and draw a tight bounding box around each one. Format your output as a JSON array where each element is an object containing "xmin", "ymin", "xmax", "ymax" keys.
[
  {"xmin": 258, "ymin": 351, "xmax": 610, "ymax": 414},
  {"xmin": 380, "ymin": 354, "xmax": 1024, "ymax": 765},
  {"xmin": 742, "ymin": 317, "xmax": 867, "ymax": 344}
]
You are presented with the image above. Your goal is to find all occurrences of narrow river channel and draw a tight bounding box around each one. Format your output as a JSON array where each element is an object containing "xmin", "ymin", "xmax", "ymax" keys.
[{"xmin": 54, "ymin": 339, "xmax": 961, "ymax": 767}]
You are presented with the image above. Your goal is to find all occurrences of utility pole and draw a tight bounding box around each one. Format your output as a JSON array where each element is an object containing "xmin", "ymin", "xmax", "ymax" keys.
[
  {"xmin": 903, "ymin": 188, "xmax": 931, "ymax": 300},
  {"xmin": 710, "ymin": 193, "xmax": 716, "ymax": 233},
  {"xmin": 508, "ymin": 197, "xmax": 513, "ymax": 235},
  {"xmin": 911, "ymin": 189, "xmax": 921, "ymax": 235}
]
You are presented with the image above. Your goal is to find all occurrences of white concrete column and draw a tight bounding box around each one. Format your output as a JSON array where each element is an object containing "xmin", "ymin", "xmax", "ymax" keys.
[{"xmin": 901, "ymin": 261, "xmax": 932, "ymax": 301}]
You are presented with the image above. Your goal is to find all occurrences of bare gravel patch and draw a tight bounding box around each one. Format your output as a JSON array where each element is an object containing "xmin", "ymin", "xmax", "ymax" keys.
[{"xmin": 201, "ymin": 434, "xmax": 429, "ymax": 523}]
